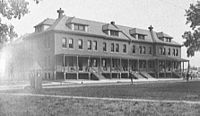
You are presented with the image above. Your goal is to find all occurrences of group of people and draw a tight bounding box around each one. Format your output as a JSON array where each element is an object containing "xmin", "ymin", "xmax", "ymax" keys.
[{"xmin": 184, "ymin": 71, "xmax": 196, "ymax": 81}]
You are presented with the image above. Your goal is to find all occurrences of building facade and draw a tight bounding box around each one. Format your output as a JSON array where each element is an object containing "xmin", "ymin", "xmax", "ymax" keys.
[{"xmin": 25, "ymin": 8, "xmax": 188, "ymax": 80}]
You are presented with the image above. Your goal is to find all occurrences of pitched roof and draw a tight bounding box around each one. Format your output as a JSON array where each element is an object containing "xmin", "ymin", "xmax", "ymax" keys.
[
  {"xmin": 102, "ymin": 24, "xmax": 120, "ymax": 31},
  {"xmin": 37, "ymin": 15, "xmax": 181, "ymax": 46},
  {"xmin": 34, "ymin": 18, "xmax": 55, "ymax": 27},
  {"xmin": 157, "ymin": 32, "xmax": 173, "ymax": 38}
]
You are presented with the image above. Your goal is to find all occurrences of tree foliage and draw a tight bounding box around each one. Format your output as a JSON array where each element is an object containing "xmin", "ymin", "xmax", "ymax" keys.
[
  {"xmin": 183, "ymin": 1, "xmax": 200, "ymax": 57},
  {"xmin": 0, "ymin": 0, "xmax": 40, "ymax": 44}
]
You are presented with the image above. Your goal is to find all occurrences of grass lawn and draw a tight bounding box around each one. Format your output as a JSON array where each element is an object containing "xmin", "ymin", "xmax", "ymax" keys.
[
  {"xmin": 0, "ymin": 94, "xmax": 200, "ymax": 116},
  {"xmin": 34, "ymin": 81, "xmax": 200, "ymax": 101},
  {"xmin": 1, "ymin": 81, "xmax": 200, "ymax": 115}
]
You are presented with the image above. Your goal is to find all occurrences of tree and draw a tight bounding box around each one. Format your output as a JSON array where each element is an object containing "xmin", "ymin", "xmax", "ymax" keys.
[
  {"xmin": 182, "ymin": 1, "xmax": 200, "ymax": 57},
  {"xmin": 0, "ymin": 0, "xmax": 40, "ymax": 44}
]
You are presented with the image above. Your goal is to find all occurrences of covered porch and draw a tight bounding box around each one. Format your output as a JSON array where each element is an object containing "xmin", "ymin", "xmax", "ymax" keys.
[{"xmin": 54, "ymin": 54, "xmax": 189, "ymax": 80}]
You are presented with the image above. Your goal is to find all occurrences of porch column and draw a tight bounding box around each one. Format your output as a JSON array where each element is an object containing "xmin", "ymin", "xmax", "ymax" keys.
[
  {"xmin": 128, "ymin": 59, "xmax": 130, "ymax": 78},
  {"xmin": 76, "ymin": 56, "xmax": 79, "ymax": 80},
  {"xmin": 99, "ymin": 57, "xmax": 102, "ymax": 74},
  {"xmin": 137, "ymin": 59, "xmax": 139, "ymax": 72},
  {"xmin": 64, "ymin": 55, "xmax": 66, "ymax": 80},
  {"xmin": 110, "ymin": 57, "xmax": 112, "ymax": 79},
  {"xmin": 158, "ymin": 60, "xmax": 160, "ymax": 78},
  {"xmin": 188, "ymin": 61, "xmax": 190, "ymax": 72},
  {"xmin": 119, "ymin": 58, "xmax": 122, "ymax": 79},
  {"xmin": 164, "ymin": 60, "xmax": 167, "ymax": 78},
  {"xmin": 171, "ymin": 61, "xmax": 173, "ymax": 78},
  {"xmin": 88, "ymin": 56, "xmax": 91, "ymax": 80},
  {"xmin": 146, "ymin": 60, "xmax": 148, "ymax": 72}
]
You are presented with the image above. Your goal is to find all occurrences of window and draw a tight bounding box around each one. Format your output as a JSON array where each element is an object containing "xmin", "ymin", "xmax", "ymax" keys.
[
  {"xmin": 149, "ymin": 47, "xmax": 152, "ymax": 54},
  {"xmin": 123, "ymin": 44, "xmax": 127, "ymax": 53},
  {"xmin": 139, "ymin": 46, "xmax": 142, "ymax": 54},
  {"xmin": 159, "ymin": 47, "xmax": 162, "ymax": 55},
  {"xmin": 176, "ymin": 49, "xmax": 178, "ymax": 56},
  {"xmin": 116, "ymin": 44, "xmax": 119, "ymax": 52},
  {"xmin": 173, "ymin": 49, "xmax": 176, "ymax": 56},
  {"xmin": 163, "ymin": 48, "xmax": 166, "ymax": 55},
  {"xmin": 138, "ymin": 34, "xmax": 145, "ymax": 40},
  {"xmin": 166, "ymin": 38, "xmax": 171, "ymax": 42},
  {"xmin": 111, "ymin": 43, "xmax": 114, "ymax": 52},
  {"xmin": 143, "ymin": 46, "xmax": 146, "ymax": 54},
  {"xmin": 110, "ymin": 30, "xmax": 119, "ymax": 36},
  {"xmin": 62, "ymin": 37, "xmax": 67, "ymax": 48},
  {"xmin": 102, "ymin": 59, "xmax": 106, "ymax": 67},
  {"xmin": 93, "ymin": 41, "xmax": 97, "ymax": 50},
  {"xmin": 88, "ymin": 40, "xmax": 92, "ymax": 50},
  {"xmin": 168, "ymin": 48, "xmax": 171, "ymax": 55},
  {"xmin": 132, "ymin": 45, "xmax": 136, "ymax": 53},
  {"xmin": 78, "ymin": 39, "xmax": 83, "ymax": 49},
  {"xmin": 93, "ymin": 59, "xmax": 97, "ymax": 67},
  {"xmin": 74, "ymin": 24, "xmax": 86, "ymax": 31},
  {"xmin": 103, "ymin": 42, "xmax": 107, "ymax": 51},
  {"xmin": 69, "ymin": 38, "xmax": 73, "ymax": 48}
]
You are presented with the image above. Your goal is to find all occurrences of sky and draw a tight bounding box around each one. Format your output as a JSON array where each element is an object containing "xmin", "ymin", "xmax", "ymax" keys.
[{"xmin": 9, "ymin": 0, "xmax": 200, "ymax": 67}]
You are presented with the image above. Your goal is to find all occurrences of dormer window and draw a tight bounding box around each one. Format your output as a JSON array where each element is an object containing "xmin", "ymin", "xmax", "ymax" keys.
[
  {"xmin": 73, "ymin": 24, "xmax": 88, "ymax": 32},
  {"xmin": 129, "ymin": 28, "xmax": 147, "ymax": 39},
  {"xmin": 110, "ymin": 30, "xmax": 119, "ymax": 37},
  {"xmin": 138, "ymin": 34, "xmax": 145, "ymax": 40},
  {"xmin": 165, "ymin": 38, "xmax": 171, "ymax": 42},
  {"xmin": 157, "ymin": 32, "xmax": 173, "ymax": 42}
]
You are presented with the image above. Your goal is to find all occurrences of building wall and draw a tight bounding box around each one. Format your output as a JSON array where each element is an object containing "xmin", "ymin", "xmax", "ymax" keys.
[
  {"xmin": 156, "ymin": 44, "xmax": 181, "ymax": 58},
  {"xmin": 54, "ymin": 32, "xmax": 154, "ymax": 58}
]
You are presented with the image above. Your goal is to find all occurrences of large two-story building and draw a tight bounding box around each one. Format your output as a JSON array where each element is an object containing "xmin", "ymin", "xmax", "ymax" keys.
[{"xmin": 24, "ymin": 8, "xmax": 189, "ymax": 80}]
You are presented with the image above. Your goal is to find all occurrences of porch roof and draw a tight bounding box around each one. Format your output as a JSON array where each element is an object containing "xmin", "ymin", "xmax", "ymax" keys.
[
  {"xmin": 153, "ymin": 56, "xmax": 189, "ymax": 62},
  {"xmin": 56, "ymin": 53, "xmax": 188, "ymax": 62}
]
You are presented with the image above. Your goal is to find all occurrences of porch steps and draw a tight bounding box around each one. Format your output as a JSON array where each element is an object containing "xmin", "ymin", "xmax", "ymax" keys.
[
  {"xmin": 140, "ymin": 72, "xmax": 155, "ymax": 79},
  {"xmin": 90, "ymin": 68, "xmax": 106, "ymax": 80},
  {"xmin": 131, "ymin": 72, "xmax": 147, "ymax": 79}
]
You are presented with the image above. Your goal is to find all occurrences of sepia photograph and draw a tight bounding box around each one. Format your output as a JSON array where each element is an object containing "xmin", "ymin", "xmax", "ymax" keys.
[{"xmin": 0, "ymin": 0, "xmax": 200, "ymax": 115}]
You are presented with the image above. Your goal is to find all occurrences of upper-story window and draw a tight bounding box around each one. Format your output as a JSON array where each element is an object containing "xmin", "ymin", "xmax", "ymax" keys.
[
  {"xmin": 111, "ymin": 43, "xmax": 114, "ymax": 52},
  {"xmin": 116, "ymin": 43, "xmax": 119, "ymax": 52},
  {"xmin": 74, "ymin": 24, "xmax": 87, "ymax": 31},
  {"xmin": 78, "ymin": 39, "xmax": 83, "ymax": 49},
  {"xmin": 176, "ymin": 49, "xmax": 178, "ymax": 56},
  {"xmin": 123, "ymin": 44, "xmax": 127, "ymax": 53},
  {"xmin": 110, "ymin": 30, "xmax": 119, "ymax": 37},
  {"xmin": 93, "ymin": 41, "xmax": 97, "ymax": 50},
  {"xmin": 138, "ymin": 34, "xmax": 145, "ymax": 40},
  {"xmin": 173, "ymin": 49, "xmax": 176, "ymax": 56},
  {"xmin": 159, "ymin": 47, "xmax": 162, "ymax": 55},
  {"xmin": 132, "ymin": 45, "xmax": 136, "ymax": 53},
  {"xmin": 163, "ymin": 48, "xmax": 166, "ymax": 55},
  {"xmin": 168, "ymin": 48, "xmax": 171, "ymax": 55},
  {"xmin": 103, "ymin": 42, "xmax": 107, "ymax": 52},
  {"xmin": 143, "ymin": 46, "xmax": 146, "ymax": 54},
  {"xmin": 62, "ymin": 37, "xmax": 67, "ymax": 48},
  {"xmin": 69, "ymin": 38, "xmax": 73, "ymax": 48},
  {"xmin": 149, "ymin": 47, "xmax": 152, "ymax": 54},
  {"xmin": 88, "ymin": 40, "xmax": 92, "ymax": 50},
  {"xmin": 139, "ymin": 46, "xmax": 142, "ymax": 54}
]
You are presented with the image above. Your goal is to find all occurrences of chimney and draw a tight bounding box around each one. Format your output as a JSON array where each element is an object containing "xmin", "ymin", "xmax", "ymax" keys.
[
  {"xmin": 57, "ymin": 8, "xmax": 64, "ymax": 18},
  {"xmin": 148, "ymin": 25, "xmax": 153, "ymax": 31},
  {"xmin": 111, "ymin": 21, "xmax": 115, "ymax": 25}
]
